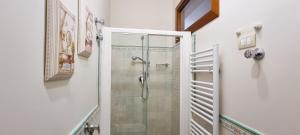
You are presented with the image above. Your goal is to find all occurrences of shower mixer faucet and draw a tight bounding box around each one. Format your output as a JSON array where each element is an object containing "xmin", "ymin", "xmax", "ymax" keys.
[
  {"xmin": 139, "ymin": 75, "xmax": 144, "ymax": 85},
  {"xmin": 244, "ymin": 48, "xmax": 265, "ymax": 60},
  {"xmin": 84, "ymin": 122, "xmax": 100, "ymax": 135}
]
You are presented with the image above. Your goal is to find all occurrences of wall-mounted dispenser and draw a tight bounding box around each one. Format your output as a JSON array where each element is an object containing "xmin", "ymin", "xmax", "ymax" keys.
[{"xmin": 244, "ymin": 48, "xmax": 265, "ymax": 60}]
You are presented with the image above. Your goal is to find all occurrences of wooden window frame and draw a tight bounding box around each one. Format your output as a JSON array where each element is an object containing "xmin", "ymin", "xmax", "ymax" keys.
[{"xmin": 176, "ymin": 0, "xmax": 219, "ymax": 33}]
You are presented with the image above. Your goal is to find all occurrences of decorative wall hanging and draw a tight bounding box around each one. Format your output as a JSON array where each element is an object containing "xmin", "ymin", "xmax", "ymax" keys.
[
  {"xmin": 176, "ymin": 0, "xmax": 219, "ymax": 33},
  {"xmin": 45, "ymin": 0, "xmax": 76, "ymax": 81},
  {"xmin": 77, "ymin": 0, "xmax": 94, "ymax": 57}
]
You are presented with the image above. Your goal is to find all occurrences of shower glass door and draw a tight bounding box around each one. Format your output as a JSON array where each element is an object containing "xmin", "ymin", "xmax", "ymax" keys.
[
  {"xmin": 111, "ymin": 33, "xmax": 149, "ymax": 135},
  {"xmin": 100, "ymin": 27, "xmax": 191, "ymax": 135}
]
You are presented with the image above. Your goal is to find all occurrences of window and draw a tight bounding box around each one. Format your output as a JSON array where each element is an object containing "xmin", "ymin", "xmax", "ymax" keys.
[{"xmin": 176, "ymin": 0, "xmax": 219, "ymax": 33}]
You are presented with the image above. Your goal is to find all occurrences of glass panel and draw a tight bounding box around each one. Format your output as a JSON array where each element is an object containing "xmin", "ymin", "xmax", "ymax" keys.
[
  {"xmin": 182, "ymin": 0, "xmax": 211, "ymax": 29},
  {"xmin": 111, "ymin": 33, "xmax": 148, "ymax": 135},
  {"xmin": 111, "ymin": 32, "xmax": 181, "ymax": 135},
  {"xmin": 146, "ymin": 35, "xmax": 180, "ymax": 135}
]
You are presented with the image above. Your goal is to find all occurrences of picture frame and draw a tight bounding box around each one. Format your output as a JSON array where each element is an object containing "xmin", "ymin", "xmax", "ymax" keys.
[
  {"xmin": 176, "ymin": 0, "xmax": 219, "ymax": 33},
  {"xmin": 77, "ymin": 0, "xmax": 94, "ymax": 58},
  {"xmin": 45, "ymin": 0, "xmax": 76, "ymax": 81}
]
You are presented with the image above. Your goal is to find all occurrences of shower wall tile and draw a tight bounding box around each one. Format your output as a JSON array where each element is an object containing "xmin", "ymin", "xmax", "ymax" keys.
[
  {"xmin": 111, "ymin": 97, "xmax": 145, "ymax": 123},
  {"xmin": 111, "ymin": 47, "xmax": 144, "ymax": 98},
  {"xmin": 111, "ymin": 47, "xmax": 147, "ymax": 135},
  {"xmin": 148, "ymin": 96, "xmax": 171, "ymax": 113},
  {"xmin": 147, "ymin": 111, "xmax": 172, "ymax": 135},
  {"xmin": 111, "ymin": 46, "xmax": 179, "ymax": 135},
  {"xmin": 146, "ymin": 48, "xmax": 174, "ymax": 135}
]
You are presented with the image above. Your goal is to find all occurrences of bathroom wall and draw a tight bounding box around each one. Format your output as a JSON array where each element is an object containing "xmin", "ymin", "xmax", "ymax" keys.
[
  {"xmin": 0, "ymin": 0, "xmax": 110, "ymax": 135},
  {"xmin": 172, "ymin": 0, "xmax": 300, "ymax": 134},
  {"xmin": 110, "ymin": 0, "xmax": 176, "ymax": 30}
]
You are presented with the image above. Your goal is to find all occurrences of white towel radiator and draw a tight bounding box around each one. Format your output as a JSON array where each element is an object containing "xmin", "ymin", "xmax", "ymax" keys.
[{"xmin": 189, "ymin": 45, "xmax": 219, "ymax": 135}]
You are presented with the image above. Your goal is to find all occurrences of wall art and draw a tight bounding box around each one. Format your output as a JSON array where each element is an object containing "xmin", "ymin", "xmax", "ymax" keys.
[
  {"xmin": 45, "ymin": 0, "xmax": 76, "ymax": 81},
  {"xmin": 78, "ymin": 0, "xmax": 94, "ymax": 57}
]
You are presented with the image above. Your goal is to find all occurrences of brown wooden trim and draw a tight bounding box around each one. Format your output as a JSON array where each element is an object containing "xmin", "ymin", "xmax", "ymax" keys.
[
  {"xmin": 176, "ymin": 0, "xmax": 190, "ymax": 11},
  {"xmin": 211, "ymin": 0, "xmax": 219, "ymax": 14},
  {"xmin": 186, "ymin": 10, "xmax": 218, "ymax": 32},
  {"xmin": 175, "ymin": 0, "xmax": 219, "ymax": 33}
]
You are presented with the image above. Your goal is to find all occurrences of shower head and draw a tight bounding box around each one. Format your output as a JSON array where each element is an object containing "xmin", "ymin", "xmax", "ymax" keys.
[
  {"xmin": 131, "ymin": 56, "xmax": 139, "ymax": 60},
  {"xmin": 131, "ymin": 56, "xmax": 147, "ymax": 63}
]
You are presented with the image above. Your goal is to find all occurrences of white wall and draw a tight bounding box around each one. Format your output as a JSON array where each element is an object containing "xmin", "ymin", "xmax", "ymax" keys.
[
  {"xmin": 0, "ymin": 0, "xmax": 110, "ymax": 135},
  {"xmin": 188, "ymin": 0, "xmax": 300, "ymax": 134},
  {"xmin": 110, "ymin": 0, "xmax": 175, "ymax": 30}
]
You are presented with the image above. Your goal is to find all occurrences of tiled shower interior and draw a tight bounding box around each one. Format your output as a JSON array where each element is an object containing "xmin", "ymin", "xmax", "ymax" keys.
[{"xmin": 111, "ymin": 34, "xmax": 180, "ymax": 135}]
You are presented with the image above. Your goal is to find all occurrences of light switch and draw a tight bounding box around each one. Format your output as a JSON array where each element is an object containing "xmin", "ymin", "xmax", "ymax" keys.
[
  {"xmin": 246, "ymin": 37, "xmax": 252, "ymax": 44},
  {"xmin": 238, "ymin": 31, "xmax": 256, "ymax": 49},
  {"xmin": 241, "ymin": 38, "xmax": 247, "ymax": 46},
  {"xmin": 236, "ymin": 23, "xmax": 263, "ymax": 50}
]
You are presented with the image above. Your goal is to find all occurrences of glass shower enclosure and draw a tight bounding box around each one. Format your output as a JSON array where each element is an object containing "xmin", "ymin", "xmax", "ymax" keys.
[
  {"xmin": 111, "ymin": 33, "xmax": 150, "ymax": 135},
  {"xmin": 100, "ymin": 28, "xmax": 191, "ymax": 135}
]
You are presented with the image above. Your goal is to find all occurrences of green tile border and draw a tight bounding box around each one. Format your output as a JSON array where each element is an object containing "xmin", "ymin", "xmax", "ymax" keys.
[{"xmin": 220, "ymin": 115, "xmax": 264, "ymax": 135}]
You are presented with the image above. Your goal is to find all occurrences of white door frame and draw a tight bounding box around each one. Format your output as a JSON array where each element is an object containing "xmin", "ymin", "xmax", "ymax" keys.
[{"xmin": 100, "ymin": 27, "xmax": 192, "ymax": 135}]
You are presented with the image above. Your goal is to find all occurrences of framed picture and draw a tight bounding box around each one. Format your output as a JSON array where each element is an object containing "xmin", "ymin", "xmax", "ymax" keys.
[
  {"xmin": 77, "ymin": 0, "xmax": 94, "ymax": 57},
  {"xmin": 176, "ymin": 0, "xmax": 219, "ymax": 33},
  {"xmin": 45, "ymin": 0, "xmax": 76, "ymax": 81}
]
